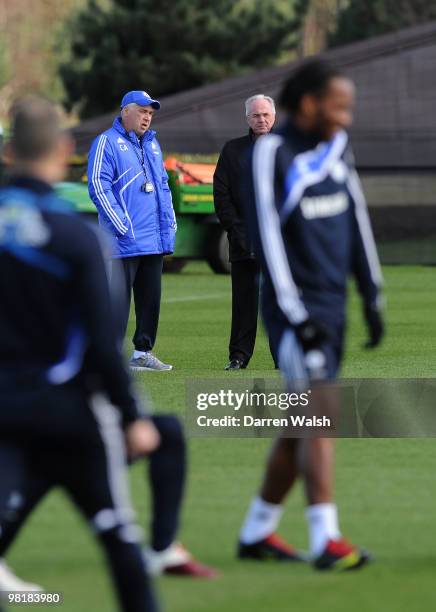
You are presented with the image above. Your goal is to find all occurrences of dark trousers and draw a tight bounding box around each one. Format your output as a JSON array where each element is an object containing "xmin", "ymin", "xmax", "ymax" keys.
[
  {"xmin": 148, "ymin": 415, "xmax": 186, "ymax": 551},
  {"xmin": 111, "ymin": 255, "xmax": 163, "ymax": 352},
  {"xmin": 0, "ymin": 385, "xmax": 158, "ymax": 612},
  {"xmin": 229, "ymin": 259, "xmax": 260, "ymax": 364},
  {"xmin": 0, "ymin": 413, "xmax": 185, "ymax": 558},
  {"xmin": 229, "ymin": 260, "xmax": 278, "ymax": 366}
]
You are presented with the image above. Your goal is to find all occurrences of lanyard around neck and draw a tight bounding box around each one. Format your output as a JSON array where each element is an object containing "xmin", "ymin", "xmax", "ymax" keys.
[{"xmin": 129, "ymin": 134, "xmax": 150, "ymax": 182}]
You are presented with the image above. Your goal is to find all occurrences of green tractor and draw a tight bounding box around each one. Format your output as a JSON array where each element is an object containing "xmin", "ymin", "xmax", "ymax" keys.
[{"xmin": 56, "ymin": 157, "xmax": 230, "ymax": 274}]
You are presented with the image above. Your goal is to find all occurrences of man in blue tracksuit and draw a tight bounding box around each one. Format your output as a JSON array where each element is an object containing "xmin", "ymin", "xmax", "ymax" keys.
[
  {"xmin": 238, "ymin": 60, "xmax": 384, "ymax": 570},
  {"xmin": 88, "ymin": 91, "xmax": 176, "ymax": 371}
]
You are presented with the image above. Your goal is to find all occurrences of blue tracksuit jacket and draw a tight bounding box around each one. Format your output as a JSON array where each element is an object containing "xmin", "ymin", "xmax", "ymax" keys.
[{"xmin": 87, "ymin": 117, "xmax": 176, "ymax": 258}]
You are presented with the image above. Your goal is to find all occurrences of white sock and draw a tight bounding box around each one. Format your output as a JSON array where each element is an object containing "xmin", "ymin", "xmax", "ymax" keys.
[
  {"xmin": 239, "ymin": 496, "xmax": 283, "ymax": 545},
  {"xmin": 305, "ymin": 503, "xmax": 341, "ymax": 558},
  {"xmin": 133, "ymin": 350, "xmax": 147, "ymax": 359}
]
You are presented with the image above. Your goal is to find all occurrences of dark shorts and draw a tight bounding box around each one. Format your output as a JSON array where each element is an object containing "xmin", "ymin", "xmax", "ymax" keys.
[{"xmin": 267, "ymin": 316, "xmax": 345, "ymax": 388}]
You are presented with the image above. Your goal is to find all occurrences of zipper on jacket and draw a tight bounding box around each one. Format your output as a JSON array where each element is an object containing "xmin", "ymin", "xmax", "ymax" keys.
[{"xmin": 140, "ymin": 140, "xmax": 163, "ymax": 252}]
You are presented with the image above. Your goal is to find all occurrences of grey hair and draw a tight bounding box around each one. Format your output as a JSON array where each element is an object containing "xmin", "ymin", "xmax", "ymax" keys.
[
  {"xmin": 121, "ymin": 102, "xmax": 137, "ymax": 114},
  {"xmin": 245, "ymin": 95, "xmax": 276, "ymax": 117}
]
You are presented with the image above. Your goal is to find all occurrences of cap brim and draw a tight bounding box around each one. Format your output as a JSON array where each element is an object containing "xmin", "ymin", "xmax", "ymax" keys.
[
  {"xmin": 120, "ymin": 97, "xmax": 161, "ymax": 110},
  {"xmin": 136, "ymin": 99, "xmax": 160, "ymax": 110}
]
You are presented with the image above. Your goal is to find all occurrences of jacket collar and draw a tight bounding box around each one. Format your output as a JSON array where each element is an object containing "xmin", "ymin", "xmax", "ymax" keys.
[
  {"xmin": 248, "ymin": 128, "xmax": 275, "ymax": 142},
  {"xmin": 113, "ymin": 116, "xmax": 156, "ymax": 144},
  {"xmin": 8, "ymin": 175, "xmax": 53, "ymax": 195}
]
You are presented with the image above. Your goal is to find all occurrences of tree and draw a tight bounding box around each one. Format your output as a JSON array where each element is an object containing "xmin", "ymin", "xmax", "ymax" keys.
[
  {"xmin": 60, "ymin": 0, "xmax": 310, "ymax": 118},
  {"xmin": 0, "ymin": 0, "xmax": 89, "ymax": 120},
  {"xmin": 298, "ymin": 0, "xmax": 343, "ymax": 56},
  {"xmin": 0, "ymin": 41, "xmax": 8, "ymax": 91},
  {"xmin": 330, "ymin": 0, "xmax": 436, "ymax": 47}
]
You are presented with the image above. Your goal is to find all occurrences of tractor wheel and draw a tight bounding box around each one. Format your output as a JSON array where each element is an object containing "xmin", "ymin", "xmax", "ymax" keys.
[
  {"xmin": 206, "ymin": 226, "xmax": 230, "ymax": 274},
  {"xmin": 163, "ymin": 257, "xmax": 187, "ymax": 273}
]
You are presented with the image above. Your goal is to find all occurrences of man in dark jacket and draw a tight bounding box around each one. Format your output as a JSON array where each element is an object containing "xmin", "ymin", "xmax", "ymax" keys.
[{"xmin": 213, "ymin": 95, "xmax": 276, "ymax": 370}]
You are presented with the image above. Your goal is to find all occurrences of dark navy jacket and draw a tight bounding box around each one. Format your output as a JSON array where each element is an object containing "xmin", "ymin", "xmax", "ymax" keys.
[
  {"xmin": 0, "ymin": 177, "xmax": 140, "ymax": 425},
  {"xmin": 213, "ymin": 131, "xmax": 256, "ymax": 262},
  {"xmin": 247, "ymin": 121, "xmax": 383, "ymax": 330}
]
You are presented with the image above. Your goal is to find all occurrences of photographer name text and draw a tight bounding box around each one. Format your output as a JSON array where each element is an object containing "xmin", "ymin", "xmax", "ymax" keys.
[{"xmin": 196, "ymin": 415, "xmax": 331, "ymax": 428}]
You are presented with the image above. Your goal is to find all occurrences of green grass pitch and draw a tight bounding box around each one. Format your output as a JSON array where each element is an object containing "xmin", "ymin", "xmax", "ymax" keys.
[{"xmin": 6, "ymin": 262, "xmax": 436, "ymax": 611}]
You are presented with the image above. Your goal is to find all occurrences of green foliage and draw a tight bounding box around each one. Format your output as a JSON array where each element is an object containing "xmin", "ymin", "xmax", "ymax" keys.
[
  {"xmin": 60, "ymin": 0, "xmax": 309, "ymax": 118},
  {"xmin": 330, "ymin": 0, "xmax": 436, "ymax": 47},
  {"xmin": 0, "ymin": 40, "xmax": 9, "ymax": 90}
]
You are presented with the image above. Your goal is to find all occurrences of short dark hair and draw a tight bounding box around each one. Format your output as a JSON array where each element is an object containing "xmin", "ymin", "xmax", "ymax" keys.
[
  {"xmin": 9, "ymin": 95, "xmax": 61, "ymax": 161},
  {"xmin": 279, "ymin": 59, "xmax": 344, "ymax": 113}
]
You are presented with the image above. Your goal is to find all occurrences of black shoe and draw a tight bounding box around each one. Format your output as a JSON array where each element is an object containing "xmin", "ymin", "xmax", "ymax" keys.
[
  {"xmin": 238, "ymin": 533, "xmax": 306, "ymax": 562},
  {"xmin": 225, "ymin": 359, "xmax": 246, "ymax": 371},
  {"xmin": 313, "ymin": 538, "xmax": 372, "ymax": 571}
]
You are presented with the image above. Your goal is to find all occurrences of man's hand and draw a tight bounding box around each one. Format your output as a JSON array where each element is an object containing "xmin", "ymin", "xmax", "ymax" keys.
[
  {"xmin": 364, "ymin": 303, "xmax": 384, "ymax": 348},
  {"xmin": 294, "ymin": 318, "xmax": 330, "ymax": 352},
  {"xmin": 125, "ymin": 419, "xmax": 160, "ymax": 460}
]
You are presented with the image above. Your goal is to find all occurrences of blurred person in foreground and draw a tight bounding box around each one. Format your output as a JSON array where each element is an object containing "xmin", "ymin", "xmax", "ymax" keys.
[
  {"xmin": 0, "ymin": 95, "xmax": 160, "ymax": 611},
  {"xmin": 88, "ymin": 90, "xmax": 176, "ymax": 372},
  {"xmin": 214, "ymin": 95, "xmax": 277, "ymax": 370},
  {"xmin": 0, "ymin": 98, "xmax": 216, "ymax": 580},
  {"xmin": 238, "ymin": 59, "xmax": 384, "ymax": 569}
]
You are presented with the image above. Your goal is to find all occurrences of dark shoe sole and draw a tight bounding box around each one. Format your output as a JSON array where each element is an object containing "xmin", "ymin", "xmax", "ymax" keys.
[
  {"xmin": 314, "ymin": 549, "xmax": 372, "ymax": 571},
  {"xmin": 238, "ymin": 542, "xmax": 306, "ymax": 563}
]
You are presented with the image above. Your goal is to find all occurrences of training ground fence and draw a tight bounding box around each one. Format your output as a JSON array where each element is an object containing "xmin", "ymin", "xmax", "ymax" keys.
[{"xmin": 360, "ymin": 167, "xmax": 436, "ymax": 266}]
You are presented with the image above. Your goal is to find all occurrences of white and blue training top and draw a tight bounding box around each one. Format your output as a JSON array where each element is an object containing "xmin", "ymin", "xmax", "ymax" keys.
[{"xmin": 247, "ymin": 120, "xmax": 383, "ymax": 329}]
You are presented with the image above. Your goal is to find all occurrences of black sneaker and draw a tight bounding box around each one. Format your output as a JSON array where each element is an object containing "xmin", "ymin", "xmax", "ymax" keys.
[
  {"xmin": 225, "ymin": 359, "xmax": 246, "ymax": 371},
  {"xmin": 238, "ymin": 533, "xmax": 306, "ymax": 562},
  {"xmin": 313, "ymin": 538, "xmax": 371, "ymax": 571}
]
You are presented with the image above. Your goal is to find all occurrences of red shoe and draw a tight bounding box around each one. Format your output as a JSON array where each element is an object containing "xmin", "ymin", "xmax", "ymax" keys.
[
  {"xmin": 164, "ymin": 558, "xmax": 219, "ymax": 578},
  {"xmin": 314, "ymin": 538, "xmax": 371, "ymax": 571},
  {"xmin": 144, "ymin": 543, "xmax": 219, "ymax": 578},
  {"xmin": 238, "ymin": 533, "xmax": 306, "ymax": 562}
]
